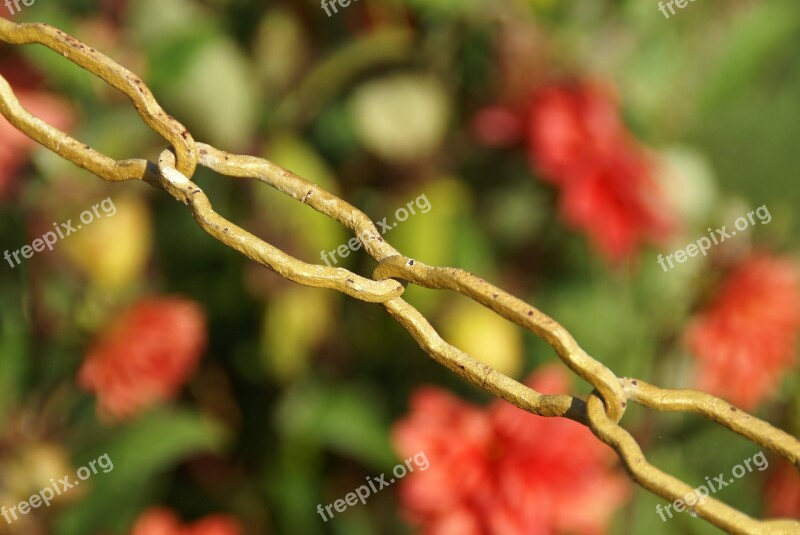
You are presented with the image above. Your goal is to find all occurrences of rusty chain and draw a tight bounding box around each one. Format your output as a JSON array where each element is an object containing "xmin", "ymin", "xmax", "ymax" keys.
[{"xmin": 1, "ymin": 19, "xmax": 798, "ymax": 535}]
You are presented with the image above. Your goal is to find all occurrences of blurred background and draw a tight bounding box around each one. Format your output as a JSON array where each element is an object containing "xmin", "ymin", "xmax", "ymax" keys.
[{"xmin": 0, "ymin": 0, "xmax": 799, "ymax": 533}]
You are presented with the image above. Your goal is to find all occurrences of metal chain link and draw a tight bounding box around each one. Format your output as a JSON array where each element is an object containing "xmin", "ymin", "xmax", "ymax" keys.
[{"xmin": 1, "ymin": 19, "xmax": 798, "ymax": 535}]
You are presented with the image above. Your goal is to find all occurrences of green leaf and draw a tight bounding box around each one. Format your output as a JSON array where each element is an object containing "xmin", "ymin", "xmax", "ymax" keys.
[
  {"xmin": 390, "ymin": 177, "xmax": 482, "ymax": 313},
  {"xmin": 127, "ymin": 0, "xmax": 210, "ymax": 45},
  {"xmin": 257, "ymin": 134, "xmax": 347, "ymax": 260},
  {"xmin": 274, "ymin": 381, "xmax": 395, "ymax": 469},
  {"xmin": 275, "ymin": 28, "xmax": 415, "ymax": 126},
  {"xmin": 57, "ymin": 407, "xmax": 228, "ymax": 535},
  {"xmin": 348, "ymin": 74, "xmax": 450, "ymax": 163},
  {"xmin": 541, "ymin": 278, "xmax": 657, "ymax": 387},
  {"xmin": 262, "ymin": 286, "xmax": 334, "ymax": 382},
  {"xmin": 166, "ymin": 38, "xmax": 260, "ymax": 150},
  {"xmin": 700, "ymin": 2, "xmax": 800, "ymax": 110},
  {"xmin": 0, "ymin": 310, "xmax": 28, "ymax": 427}
]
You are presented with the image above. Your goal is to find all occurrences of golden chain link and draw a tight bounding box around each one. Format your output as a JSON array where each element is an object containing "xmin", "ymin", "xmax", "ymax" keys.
[{"xmin": 1, "ymin": 19, "xmax": 798, "ymax": 535}]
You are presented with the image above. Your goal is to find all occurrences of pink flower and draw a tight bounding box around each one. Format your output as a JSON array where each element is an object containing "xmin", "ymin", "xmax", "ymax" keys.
[
  {"xmin": 527, "ymin": 83, "xmax": 675, "ymax": 261},
  {"xmin": 472, "ymin": 82, "xmax": 676, "ymax": 262},
  {"xmin": 130, "ymin": 508, "xmax": 241, "ymax": 535},
  {"xmin": 0, "ymin": 57, "xmax": 74, "ymax": 200},
  {"xmin": 392, "ymin": 365, "xmax": 630, "ymax": 535},
  {"xmin": 684, "ymin": 255, "xmax": 800, "ymax": 409},
  {"xmin": 78, "ymin": 296, "xmax": 207, "ymax": 420},
  {"xmin": 526, "ymin": 83, "xmax": 625, "ymax": 181}
]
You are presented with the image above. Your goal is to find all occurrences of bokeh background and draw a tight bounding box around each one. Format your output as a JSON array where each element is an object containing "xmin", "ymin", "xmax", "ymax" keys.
[{"xmin": 1, "ymin": 0, "xmax": 799, "ymax": 534}]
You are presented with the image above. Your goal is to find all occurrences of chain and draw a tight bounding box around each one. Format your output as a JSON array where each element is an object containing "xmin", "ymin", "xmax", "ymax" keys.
[{"xmin": 1, "ymin": 19, "xmax": 798, "ymax": 535}]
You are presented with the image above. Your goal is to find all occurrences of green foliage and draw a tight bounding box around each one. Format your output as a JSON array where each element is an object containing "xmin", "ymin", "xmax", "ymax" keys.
[
  {"xmin": 1, "ymin": 0, "xmax": 798, "ymax": 533},
  {"xmin": 59, "ymin": 409, "xmax": 228, "ymax": 534}
]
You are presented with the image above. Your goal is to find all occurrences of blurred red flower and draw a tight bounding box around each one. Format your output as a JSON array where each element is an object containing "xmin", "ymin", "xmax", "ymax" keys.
[
  {"xmin": 472, "ymin": 82, "xmax": 675, "ymax": 262},
  {"xmin": 684, "ymin": 255, "xmax": 800, "ymax": 410},
  {"xmin": 78, "ymin": 296, "xmax": 207, "ymax": 420},
  {"xmin": 764, "ymin": 459, "xmax": 800, "ymax": 519},
  {"xmin": 392, "ymin": 365, "xmax": 630, "ymax": 535},
  {"xmin": 130, "ymin": 507, "xmax": 241, "ymax": 535},
  {"xmin": 0, "ymin": 57, "xmax": 74, "ymax": 200}
]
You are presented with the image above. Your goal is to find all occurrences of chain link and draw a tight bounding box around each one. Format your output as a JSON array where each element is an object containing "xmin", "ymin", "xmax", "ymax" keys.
[{"xmin": 1, "ymin": 19, "xmax": 798, "ymax": 535}]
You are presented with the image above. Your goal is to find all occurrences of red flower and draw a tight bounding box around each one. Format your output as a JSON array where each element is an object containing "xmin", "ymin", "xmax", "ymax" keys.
[
  {"xmin": 78, "ymin": 297, "xmax": 207, "ymax": 420},
  {"xmin": 472, "ymin": 82, "xmax": 675, "ymax": 261},
  {"xmin": 526, "ymin": 83, "xmax": 625, "ymax": 181},
  {"xmin": 130, "ymin": 508, "xmax": 241, "ymax": 535},
  {"xmin": 684, "ymin": 255, "xmax": 800, "ymax": 410},
  {"xmin": 764, "ymin": 459, "xmax": 800, "ymax": 519},
  {"xmin": 528, "ymin": 83, "xmax": 675, "ymax": 261},
  {"xmin": 392, "ymin": 365, "xmax": 630, "ymax": 535}
]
